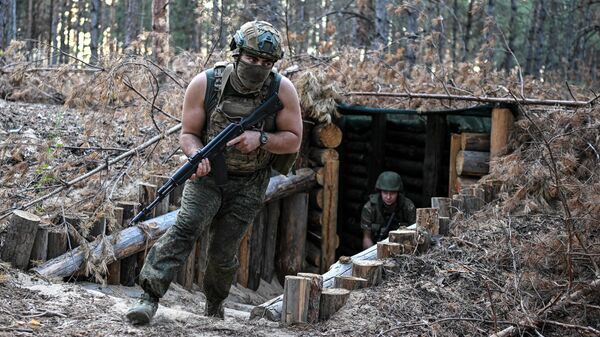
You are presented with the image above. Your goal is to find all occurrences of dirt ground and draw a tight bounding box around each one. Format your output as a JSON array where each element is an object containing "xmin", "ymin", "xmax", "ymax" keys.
[{"xmin": 2, "ymin": 100, "xmax": 600, "ymax": 337}]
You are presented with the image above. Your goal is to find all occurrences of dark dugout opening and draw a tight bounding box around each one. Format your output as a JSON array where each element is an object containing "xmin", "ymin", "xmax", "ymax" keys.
[{"xmin": 335, "ymin": 103, "xmax": 494, "ymax": 256}]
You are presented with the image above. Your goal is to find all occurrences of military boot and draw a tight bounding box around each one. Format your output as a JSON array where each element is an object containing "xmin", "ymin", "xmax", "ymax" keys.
[
  {"xmin": 204, "ymin": 300, "xmax": 224, "ymax": 319},
  {"xmin": 126, "ymin": 293, "xmax": 159, "ymax": 325}
]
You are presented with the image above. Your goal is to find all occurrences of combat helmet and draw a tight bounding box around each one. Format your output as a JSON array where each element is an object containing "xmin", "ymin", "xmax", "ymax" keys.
[
  {"xmin": 375, "ymin": 171, "xmax": 404, "ymax": 192},
  {"xmin": 230, "ymin": 21, "xmax": 284, "ymax": 61}
]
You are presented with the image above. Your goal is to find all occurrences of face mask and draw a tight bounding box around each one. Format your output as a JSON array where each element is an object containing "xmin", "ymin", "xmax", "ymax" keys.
[{"xmin": 230, "ymin": 59, "xmax": 271, "ymax": 94}]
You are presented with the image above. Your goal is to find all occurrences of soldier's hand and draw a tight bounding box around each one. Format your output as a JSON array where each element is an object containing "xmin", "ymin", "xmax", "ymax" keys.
[
  {"xmin": 227, "ymin": 131, "xmax": 261, "ymax": 154},
  {"xmin": 191, "ymin": 158, "xmax": 211, "ymax": 180}
]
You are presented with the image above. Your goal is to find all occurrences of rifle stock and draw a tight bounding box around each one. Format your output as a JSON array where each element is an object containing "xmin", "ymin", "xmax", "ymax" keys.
[{"xmin": 129, "ymin": 94, "xmax": 283, "ymax": 225}]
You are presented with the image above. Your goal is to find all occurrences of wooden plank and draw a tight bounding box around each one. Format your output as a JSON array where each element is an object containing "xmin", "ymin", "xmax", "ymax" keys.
[
  {"xmin": 490, "ymin": 108, "xmax": 514, "ymax": 158},
  {"xmin": 281, "ymin": 276, "xmax": 310, "ymax": 324},
  {"xmin": 248, "ymin": 209, "xmax": 266, "ymax": 291},
  {"xmin": 456, "ymin": 150, "xmax": 490, "ymax": 176},
  {"xmin": 448, "ymin": 133, "xmax": 462, "ymax": 197},
  {"xmin": 297, "ymin": 272, "xmax": 323, "ymax": 323},
  {"xmin": 321, "ymin": 159, "xmax": 339, "ymax": 273},
  {"xmin": 276, "ymin": 193, "xmax": 309, "ymax": 283},
  {"xmin": 261, "ymin": 200, "xmax": 280, "ymax": 283}
]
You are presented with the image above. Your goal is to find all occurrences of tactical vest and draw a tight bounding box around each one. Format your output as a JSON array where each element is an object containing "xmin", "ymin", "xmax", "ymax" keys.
[
  {"xmin": 203, "ymin": 62, "xmax": 281, "ymax": 173},
  {"xmin": 367, "ymin": 193, "xmax": 409, "ymax": 242}
]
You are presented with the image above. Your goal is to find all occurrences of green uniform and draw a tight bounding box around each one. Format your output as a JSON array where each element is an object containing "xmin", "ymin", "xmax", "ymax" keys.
[
  {"xmin": 360, "ymin": 193, "xmax": 416, "ymax": 242},
  {"xmin": 138, "ymin": 68, "xmax": 278, "ymax": 307}
]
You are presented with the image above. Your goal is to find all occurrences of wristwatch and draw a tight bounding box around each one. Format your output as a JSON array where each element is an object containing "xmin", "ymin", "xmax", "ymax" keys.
[{"xmin": 259, "ymin": 131, "xmax": 269, "ymax": 146}]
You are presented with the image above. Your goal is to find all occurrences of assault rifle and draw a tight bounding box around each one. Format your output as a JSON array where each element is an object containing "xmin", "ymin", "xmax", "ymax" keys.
[{"xmin": 129, "ymin": 94, "xmax": 284, "ymax": 225}]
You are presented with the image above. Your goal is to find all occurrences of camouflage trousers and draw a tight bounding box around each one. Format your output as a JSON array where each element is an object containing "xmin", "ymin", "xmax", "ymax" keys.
[{"xmin": 139, "ymin": 169, "xmax": 270, "ymax": 305}]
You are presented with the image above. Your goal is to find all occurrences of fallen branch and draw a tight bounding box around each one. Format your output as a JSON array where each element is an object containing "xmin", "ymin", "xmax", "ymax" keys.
[
  {"xmin": 0, "ymin": 123, "xmax": 182, "ymax": 220},
  {"xmin": 345, "ymin": 91, "xmax": 595, "ymax": 107}
]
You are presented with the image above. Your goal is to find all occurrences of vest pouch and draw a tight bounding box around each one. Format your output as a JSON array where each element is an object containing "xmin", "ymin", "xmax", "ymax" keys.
[{"xmin": 270, "ymin": 152, "xmax": 298, "ymax": 175}]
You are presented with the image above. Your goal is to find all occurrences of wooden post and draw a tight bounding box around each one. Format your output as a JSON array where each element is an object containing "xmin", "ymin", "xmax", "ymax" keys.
[
  {"xmin": 321, "ymin": 159, "xmax": 339, "ymax": 272},
  {"xmin": 305, "ymin": 241, "xmax": 322, "ymax": 268},
  {"xmin": 149, "ymin": 175, "xmax": 171, "ymax": 215},
  {"xmin": 261, "ymin": 200, "xmax": 280, "ymax": 283},
  {"xmin": 281, "ymin": 275, "xmax": 311, "ymax": 324},
  {"xmin": 117, "ymin": 201, "xmax": 138, "ymax": 286},
  {"xmin": 237, "ymin": 224, "xmax": 252, "ymax": 288},
  {"xmin": 30, "ymin": 223, "xmax": 49, "ymax": 266},
  {"xmin": 334, "ymin": 276, "xmax": 368, "ymax": 290},
  {"xmin": 490, "ymin": 107, "xmax": 514, "ymax": 159},
  {"xmin": 439, "ymin": 217, "xmax": 451, "ymax": 236},
  {"xmin": 319, "ymin": 288, "xmax": 351, "ymax": 321},
  {"xmin": 461, "ymin": 132, "xmax": 491, "ymax": 151},
  {"xmin": 297, "ymin": 272, "xmax": 323, "ymax": 323},
  {"xmin": 106, "ymin": 207, "xmax": 123, "ymax": 285},
  {"xmin": 448, "ymin": 133, "xmax": 462, "ymax": 197},
  {"xmin": 423, "ymin": 114, "xmax": 447, "ymax": 205},
  {"xmin": 416, "ymin": 208, "xmax": 439, "ymax": 235},
  {"xmin": 1, "ymin": 210, "xmax": 40, "ymax": 270},
  {"xmin": 431, "ymin": 197, "xmax": 452, "ymax": 217},
  {"xmin": 248, "ymin": 209, "xmax": 266, "ymax": 291},
  {"xmin": 309, "ymin": 148, "xmax": 339, "ymax": 165},
  {"xmin": 389, "ymin": 229, "xmax": 416, "ymax": 246},
  {"xmin": 46, "ymin": 225, "xmax": 68, "ymax": 260},
  {"xmin": 376, "ymin": 242, "xmax": 403, "ymax": 258},
  {"xmin": 352, "ymin": 260, "xmax": 383, "ymax": 286},
  {"xmin": 276, "ymin": 193, "xmax": 309, "ymax": 284}
]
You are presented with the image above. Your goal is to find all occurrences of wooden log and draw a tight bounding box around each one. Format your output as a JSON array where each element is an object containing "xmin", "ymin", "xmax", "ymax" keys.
[
  {"xmin": 448, "ymin": 133, "xmax": 462, "ymax": 196},
  {"xmin": 319, "ymin": 288, "xmax": 351, "ymax": 321},
  {"xmin": 1, "ymin": 210, "xmax": 40, "ymax": 269},
  {"xmin": 431, "ymin": 197, "xmax": 452, "ymax": 217},
  {"xmin": 321, "ymin": 159, "xmax": 339, "ymax": 272},
  {"xmin": 344, "ymin": 141, "xmax": 367, "ymax": 153},
  {"xmin": 352, "ymin": 260, "xmax": 383, "ymax": 286},
  {"xmin": 281, "ymin": 275, "xmax": 311, "ymax": 324},
  {"xmin": 309, "ymin": 148, "xmax": 339, "ymax": 165},
  {"xmin": 261, "ymin": 200, "xmax": 280, "ymax": 282},
  {"xmin": 237, "ymin": 224, "xmax": 252, "ymax": 288},
  {"xmin": 384, "ymin": 143, "xmax": 425, "ymax": 160},
  {"xmin": 138, "ymin": 182, "xmax": 159, "ymax": 218},
  {"xmin": 456, "ymin": 150, "xmax": 490, "ymax": 176},
  {"xmin": 439, "ymin": 216, "xmax": 451, "ymax": 236},
  {"xmin": 46, "ymin": 225, "xmax": 68, "ymax": 260},
  {"xmin": 376, "ymin": 242, "xmax": 403, "ymax": 259},
  {"xmin": 334, "ymin": 276, "xmax": 368, "ymax": 290},
  {"xmin": 29, "ymin": 224, "xmax": 49, "ymax": 266},
  {"xmin": 490, "ymin": 107, "xmax": 514, "ymax": 158},
  {"xmin": 248, "ymin": 209, "xmax": 266, "ymax": 291},
  {"xmin": 315, "ymin": 166, "xmax": 325, "ymax": 185},
  {"xmin": 345, "ymin": 175, "xmax": 369, "ymax": 190},
  {"xmin": 384, "ymin": 157, "xmax": 424, "ymax": 176},
  {"xmin": 461, "ymin": 132, "xmax": 491, "ymax": 151},
  {"xmin": 416, "ymin": 208, "xmax": 439, "ymax": 235},
  {"xmin": 264, "ymin": 168, "xmax": 317, "ymax": 203},
  {"xmin": 343, "ymin": 164, "xmax": 368, "ymax": 176},
  {"xmin": 309, "ymin": 188, "xmax": 324, "ymax": 210},
  {"xmin": 276, "ymin": 193, "xmax": 309, "ymax": 283},
  {"xmin": 311, "ymin": 123, "xmax": 342, "ymax": 148},
  {"xmin": 386, "ymin": 130, "xmax": 426, "ymax": 145},
  {"xmin": 305, "ymin": 241, "xmax": 321, "ymax": 268},
  {"xmin": 297, "ymin": 272, "xmax": 323, "ymax": 323},
  {"xmin": 457, "ymin": 176, "xmax": 480, "ymax": 193},
  {"xmin": 251, "ymin": 238, "xmax": 381, "ymax": 321}
]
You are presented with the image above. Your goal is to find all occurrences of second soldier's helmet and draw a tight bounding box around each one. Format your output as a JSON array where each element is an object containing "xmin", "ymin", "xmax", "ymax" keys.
[
  {"xmin": 230, "ymin": 21, "xmax": 284, "ymax": 61},
  {"xmin": 375, "ymin": 171, "xmax": 404, "ymax": 192}
]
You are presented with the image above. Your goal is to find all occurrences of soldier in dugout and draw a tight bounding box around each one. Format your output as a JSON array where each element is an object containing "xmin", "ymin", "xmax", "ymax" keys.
[{"xmin": 361, "ymin": 171, "xmax": 416, "ymax": 249}]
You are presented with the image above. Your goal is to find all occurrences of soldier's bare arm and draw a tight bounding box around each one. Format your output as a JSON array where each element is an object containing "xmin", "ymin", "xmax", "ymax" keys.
[{"xmin": 180, "ymin": 72, "xmax": 211, "ymax": 179}]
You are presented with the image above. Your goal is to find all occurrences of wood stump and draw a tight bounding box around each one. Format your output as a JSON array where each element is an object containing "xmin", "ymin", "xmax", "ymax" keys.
[
  {"xmin": 431, "ymin": 197, "xmax": 452, "ymax": 217},
  {"xmin": 30, "ymin": 223, "xmax": 49, "ymax": 266},
  {"xmin": 1, "ymin": 210, "xmax": 40, "ymax": 269},
  {"xmin": 282, "ymin": 275, "xmax": 311, "ymax": 324},
  {"xmin": 46, "ymin": 225, "xmax": 68, "ymax": 260},
  {"xmin": 297, "ymin": 272, "xmax": 323, "ymax": 323},
  {"xmin": 319, "ymin": 288, "xmax": 351, "ymax": 321},
  {"xmin": 334, "ymin": 276, "xmax": 368, "ymax": 290},
  {"xmin": 352, "ymin": 260, "xmax": 383, "ymax": 286},
  {"xmin": 439, "ymin": 217, "xmax": 451, "ymax": 236},
  {"xmin": 376, "ymin": 242, "xmax": 403, "ymax": 259},
  {"xmin": 416, "ymin": 208, "xmax": 439, "ymax": 235}
]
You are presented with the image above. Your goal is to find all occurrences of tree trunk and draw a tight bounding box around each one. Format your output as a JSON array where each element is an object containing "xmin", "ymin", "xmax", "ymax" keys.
[
  {"xmin": 462, "ymin": 0, "xmax": 474, "ymax": 62},
  {"xmin": 319, "ymin": 288, "xmax": 350, "ymax": 321},
  {"xmin": 374, "ymin": 0, "xmax": 388, "ymax": 49},
  {"xmin": 152, "ymin": 0, "xmax": 170, "ymax": 66},
  {"xmin": 0, "ymin": 210, "xmax": 40, "ymax": 270},
  {"xmin": 502, "ymin": 0, "xmax": 517, "ymax": 72},
  {"xmin": 125, "ymin": 0, "xmax": 141, "ymax": 49}
]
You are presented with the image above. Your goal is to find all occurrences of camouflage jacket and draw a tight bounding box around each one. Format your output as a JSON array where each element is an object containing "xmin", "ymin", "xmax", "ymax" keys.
[{"xmin": 360, "ymin": 193, "xmax": 416, "ymax": 242}]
